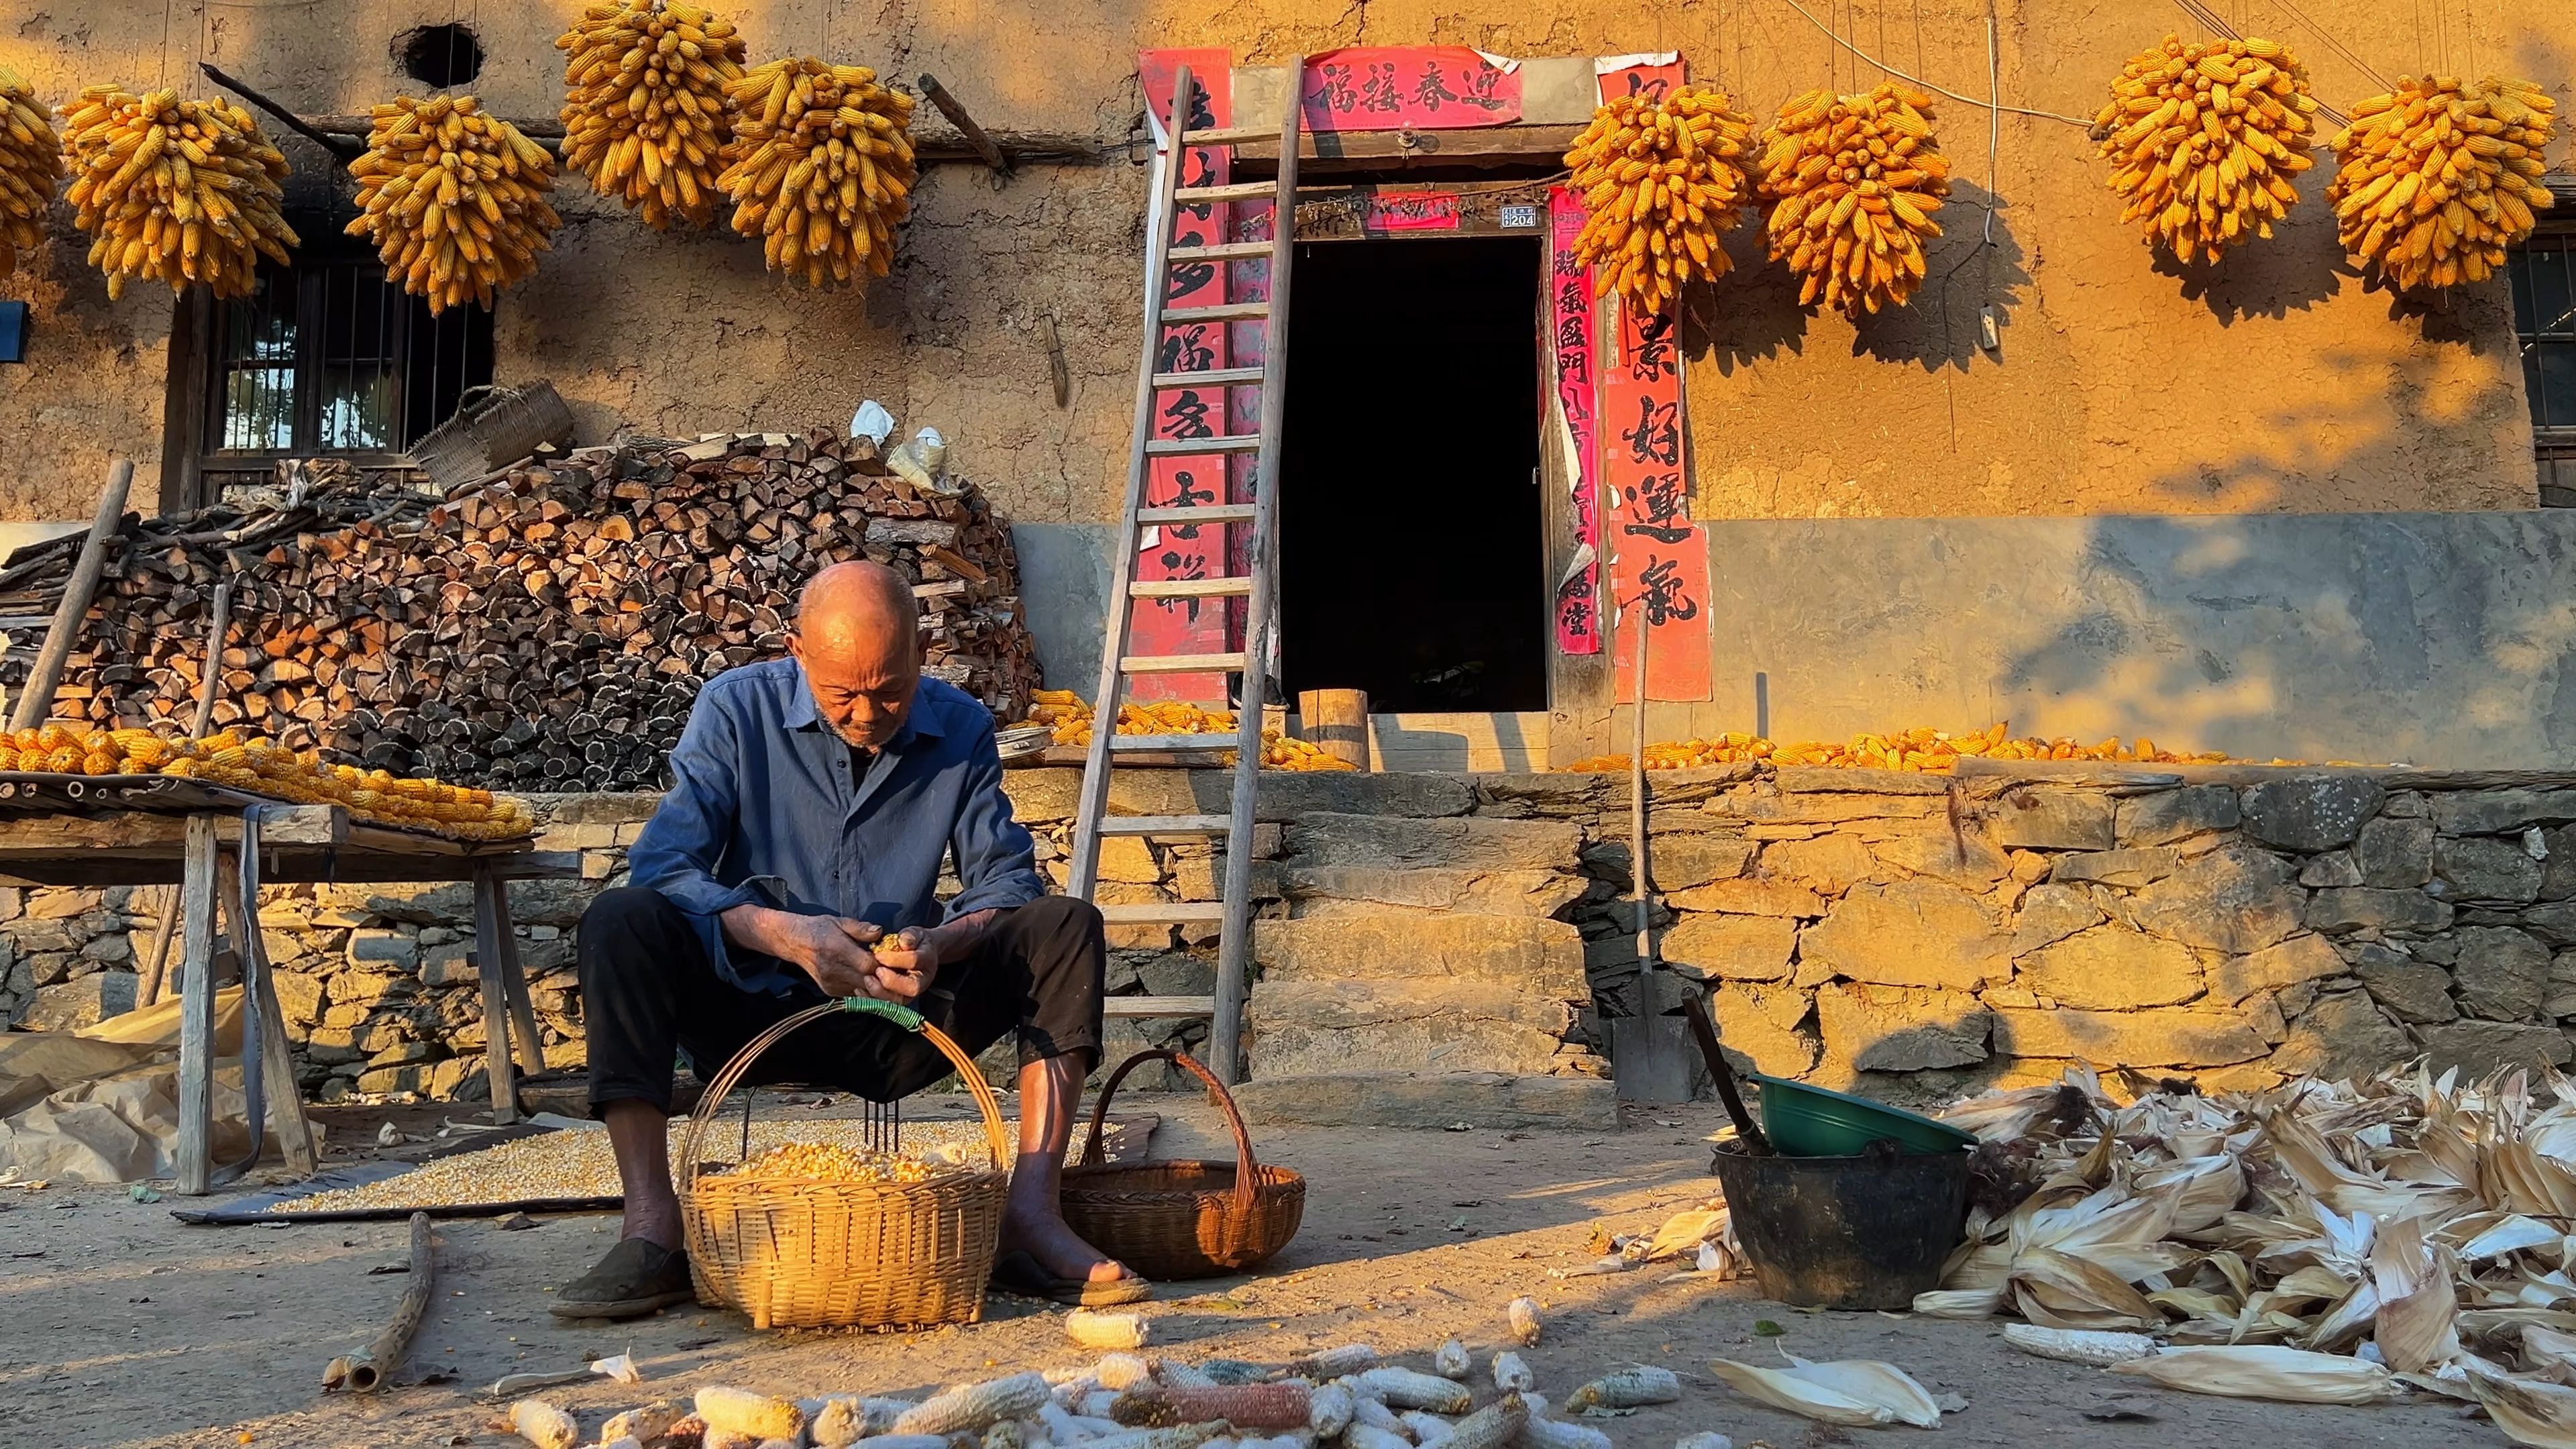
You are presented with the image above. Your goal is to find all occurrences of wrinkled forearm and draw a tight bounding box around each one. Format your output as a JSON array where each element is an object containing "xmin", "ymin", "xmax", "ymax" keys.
[
  {"xmin": 922, "ymin": 907, "xmax": 1002, "ymax": 967},
  {"xmin": 721, "ymin": 902, "xmax": 812, "ymax": 963}
]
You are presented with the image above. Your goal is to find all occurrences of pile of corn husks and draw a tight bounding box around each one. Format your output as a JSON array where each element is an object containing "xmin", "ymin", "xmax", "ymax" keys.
[{"xmin": 1904, "ymin": 1063, "xmax": 2576, "ymax": 1443}]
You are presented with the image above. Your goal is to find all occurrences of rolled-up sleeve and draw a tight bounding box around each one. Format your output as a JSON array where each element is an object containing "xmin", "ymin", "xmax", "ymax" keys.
[
  {"xmin": 945, "ymin": 727, "xmax": 1045, "ymax": 918},
  {"xmin": 627, "ymin": 690, "xmax": 779, "ymax": 981}
]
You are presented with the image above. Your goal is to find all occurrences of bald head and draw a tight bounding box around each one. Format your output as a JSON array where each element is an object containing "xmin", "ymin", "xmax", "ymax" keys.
[{"xmin": 791, "ymin": 561, "xmax": 923, "ymax": 749}]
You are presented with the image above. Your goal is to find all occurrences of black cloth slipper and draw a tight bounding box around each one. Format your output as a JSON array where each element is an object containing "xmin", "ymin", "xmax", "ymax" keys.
[
  {"xmin": 547, "ymin": 1236, "xmax": 697, "ymax": 1320},
  {"xmin": 989, "ymin": 1248, "xmax": 1152, "ymax": 1306}
]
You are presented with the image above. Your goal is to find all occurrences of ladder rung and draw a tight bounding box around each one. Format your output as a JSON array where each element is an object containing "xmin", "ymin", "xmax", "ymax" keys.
[
  {"xmin": 1132, "ymin": 576, "xmax": 1254, "ymax": 599},
  {"xmin": 1169, "ymin": 241, "xmax": 1275, "ymax": 262},
  {"xmin": 1098, "ymin": 902, "xmax": 1228, "ymax": 924},
  {"xmin": 1097, "ymin": 815, "xmax": 1232, "ymax": 835},
  {"xmin": 1175, "ymin": 181, "xmax": 1281, "ymax": 203},
  {"xmin": 1152, "ymin": 366, "xmax": 1267, "ymax": 388},
  {"xmin": 1164, "ymin": 302, "xmax": 1272, "ymax": 323},
  {"xmin": 1138, "ymin": 502, "xmax": 1256, "ymax": 525},
  {"xmin": 1105, "ymin": 994, "xmax": 1219, "ymax": 1018},
  {"xmin": 1121, "ymin": 651, "xmax": 1248, "ymax": 674},
  {"xmin": 1179, "ymin": 125, "xmax": 1279, "ymax": 144},
  {"xmin": 1108, "ymin": 733, "xmax": 1238, "ymax": 753},
  {"xmin": 1145, "ymin": 435, "xmax": 1262, "ymax": 456}
]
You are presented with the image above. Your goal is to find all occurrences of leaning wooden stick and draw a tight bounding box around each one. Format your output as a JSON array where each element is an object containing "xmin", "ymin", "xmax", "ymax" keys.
[
  {"xmin": 325, "ymin": 1212, "xmax": 436, "ymax": 1392},
  {"xmin": 10, "ymin": 458, "xmax": 133, "ymax": 732},
  {"xmin": 139, "ymin": 576, "xmax": 234, "ymax": 1007}
]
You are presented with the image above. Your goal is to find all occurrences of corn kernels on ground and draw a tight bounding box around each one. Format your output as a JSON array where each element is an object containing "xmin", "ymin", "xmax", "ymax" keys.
[
  {"xmin": 1566, "ymin": 721, "xmax": 2241, "ymax": 774},
  {"xmin": 0, "ymin": 722, "xmax": 531, "ymax": 839}
]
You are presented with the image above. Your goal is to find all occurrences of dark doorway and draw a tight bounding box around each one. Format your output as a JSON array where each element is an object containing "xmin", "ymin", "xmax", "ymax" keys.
[{"xmin": 1277, "ymin": 236, "xmax": 1546, "ymax": 713}]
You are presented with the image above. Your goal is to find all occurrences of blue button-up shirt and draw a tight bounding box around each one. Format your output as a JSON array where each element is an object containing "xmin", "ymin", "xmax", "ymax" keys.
[{"xmin": 627, "ymin": 659, "xmax": 1046, "ymax": 996}]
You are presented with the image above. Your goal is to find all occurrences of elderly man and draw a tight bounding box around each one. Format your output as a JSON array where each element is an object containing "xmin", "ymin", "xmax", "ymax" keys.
[{"xmin": 551, "ymin": 560, "xmax": 1142, "ymax": 1319}]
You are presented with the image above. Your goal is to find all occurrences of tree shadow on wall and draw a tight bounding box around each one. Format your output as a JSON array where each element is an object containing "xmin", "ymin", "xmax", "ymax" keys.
[{"xmin": 1849, "ymin": 178, "xmax": 2031, "ymax": 374}]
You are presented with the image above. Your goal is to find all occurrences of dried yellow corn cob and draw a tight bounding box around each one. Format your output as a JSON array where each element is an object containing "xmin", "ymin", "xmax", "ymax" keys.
[
  {"xmin": 1352, "ymin": 1368, "xmax": 1472, "ymax": 1414},
  {"xmin": 496, "ymin": 1399, "xmax": 579, "ymax": 1449},
  {"xmin": 1070, "ymin": 1308, "xmax": 1152, "ymax": 1350},
  {"xmin": 1565, "ymin": 1367, "xmax": 1682, "ymax": 1412},
  {"xmin": 2094, "ymin": 34, "xmax": 2318, "ymax": 263}
]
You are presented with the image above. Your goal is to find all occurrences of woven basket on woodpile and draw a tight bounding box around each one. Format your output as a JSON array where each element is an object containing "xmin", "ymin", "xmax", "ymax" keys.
[
  {"xmin": 1061, "ymin": 1049, "xmax": 1305, "ymax": 1279},
  {"xmin": 678, "ymin": 998, "xmax": 1010, "ymax": 1329}
]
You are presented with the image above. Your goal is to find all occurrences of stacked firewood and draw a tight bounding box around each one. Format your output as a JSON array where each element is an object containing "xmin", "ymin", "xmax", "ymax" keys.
[{"xmin": 0, "ymin": 431, "xmax": 1038, "ymax": 790}]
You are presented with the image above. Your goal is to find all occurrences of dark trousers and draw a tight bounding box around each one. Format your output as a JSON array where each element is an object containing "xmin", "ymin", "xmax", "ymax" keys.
[{"xmin": 578, "ymin": 887, "xmax": 1108, "ymax": 1115}]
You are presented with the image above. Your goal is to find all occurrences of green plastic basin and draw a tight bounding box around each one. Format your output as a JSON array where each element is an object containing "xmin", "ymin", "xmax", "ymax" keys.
[{"xmin": 1751, "ymin": 1074, "xmax": 1979, "ymax": 1157}]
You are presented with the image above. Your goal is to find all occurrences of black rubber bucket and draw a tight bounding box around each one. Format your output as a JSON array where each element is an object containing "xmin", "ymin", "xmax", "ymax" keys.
[{"xmin": 1709, "ymin": 1140, "xmax": 1972, "ymax": 1310}]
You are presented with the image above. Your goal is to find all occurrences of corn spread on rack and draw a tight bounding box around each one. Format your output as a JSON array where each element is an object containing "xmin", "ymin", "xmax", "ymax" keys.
[
  {"xmin": 0, "ymin": 723, "xmax": 531, "ymax": 840},
  {"xmin": 1026, "ymin": 692, "xmax": 1356, "ymax": 773}
]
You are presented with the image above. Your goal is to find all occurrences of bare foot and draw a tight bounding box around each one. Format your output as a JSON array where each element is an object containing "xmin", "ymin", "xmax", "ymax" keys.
[{"xmin": 1002, "ymin": 1201, "xmax": 1131, "ymax": 1284}]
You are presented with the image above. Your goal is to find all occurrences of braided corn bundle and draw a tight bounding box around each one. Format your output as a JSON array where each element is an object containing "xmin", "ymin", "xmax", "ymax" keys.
[
  {"xmin": 345, "ymin": 95, "xmax": 559, "ymax": 315},
  {"xmin": 2094, "ymin": 34, "xmax": 2318, "ymax": 264},
  {"xmin": 0, "ymin": 66, "xmax": 60, "ymax": 278},
  {"xmin": 556, "ymin": 0, "xmax": 745, "ymax": 227},
  {"xmin": 1756, "ymin": 84, "xmax": 1950, "ymax": 316},
  {"xmin": 2330, "ymin": 74, "xmax": 2556, "ymax": 292},
  {"xmin": 58, "ymin": 85, "xmax": 294, "ymax": 300},
  {"xmin": 716, "ymin": 56, "xmax": 915, "ymax": 288},
  {"xmin": 1564, "ymin": 85, "xmax": 1754, "ymax": 317}
]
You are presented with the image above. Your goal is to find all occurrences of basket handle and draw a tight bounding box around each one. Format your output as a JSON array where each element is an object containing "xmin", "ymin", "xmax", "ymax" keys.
[
  {"xmin": 676, "ymin": 998, "xmax": 1014, "ymax": 1196},
  {"xmin": 1079, "ymin": 1049, "xmax": 1261, "ymax": 1218}
]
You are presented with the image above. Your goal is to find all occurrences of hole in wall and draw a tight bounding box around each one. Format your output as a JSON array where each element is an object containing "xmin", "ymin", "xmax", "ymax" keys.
[{"xmin": 396, "ymin": 23, "xmax": 484, "ymax": 88}]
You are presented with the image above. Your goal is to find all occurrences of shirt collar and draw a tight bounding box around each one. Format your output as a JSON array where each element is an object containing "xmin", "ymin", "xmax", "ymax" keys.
[{"xmin": 782, "ymin": 660, "xmax": 945, "ymax": 747}]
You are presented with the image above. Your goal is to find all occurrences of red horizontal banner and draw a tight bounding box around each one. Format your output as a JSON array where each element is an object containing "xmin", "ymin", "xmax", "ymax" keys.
[
  {"xmin": 1364, "ymin": 191, "xmax": 1461, "ymax": 232},
  {"xmin": 1301, "ymin": 47, "xmax": 1521, "ymax": 130}
]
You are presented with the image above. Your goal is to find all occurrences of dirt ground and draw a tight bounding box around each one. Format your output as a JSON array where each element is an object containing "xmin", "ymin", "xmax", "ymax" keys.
[{"xmin": 0, "ymin": 1098, "xmax": 2491, "ymax": 1449}]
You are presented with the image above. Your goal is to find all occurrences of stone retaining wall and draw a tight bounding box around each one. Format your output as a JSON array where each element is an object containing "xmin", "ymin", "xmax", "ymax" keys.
[{"xmin": 5, "ymin": 765, "xmax": 2570, "ymax": 1104}]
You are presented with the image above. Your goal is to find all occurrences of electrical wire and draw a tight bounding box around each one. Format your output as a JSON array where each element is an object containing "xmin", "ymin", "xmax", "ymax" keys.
[
  {"xmin": 2167, "ymin": 0, "xmax": 2350, "ymax": 130},
  {"xmin": 2263, "ymin": 0, "xmax": 2396, "ymax": 90},
  {"xmin": 1775, "ymin": 0, "xmax": 2093, "ymax": 127}
]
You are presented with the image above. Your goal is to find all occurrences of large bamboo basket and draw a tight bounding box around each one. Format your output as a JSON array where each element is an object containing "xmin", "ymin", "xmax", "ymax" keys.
[
  {"xmin": 1060, "ymin": 1049, "xmax": 1305, "ymax": 1279},
  {"xmin": 678, "ymin": 998, "xmax": 1010, "ymax": 1330}
]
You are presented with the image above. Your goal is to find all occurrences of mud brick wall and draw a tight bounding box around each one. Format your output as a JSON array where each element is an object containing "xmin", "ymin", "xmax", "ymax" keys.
[{"xmin": 6, "ymin": 766, "xmax": 2571, "ymax": 1104}]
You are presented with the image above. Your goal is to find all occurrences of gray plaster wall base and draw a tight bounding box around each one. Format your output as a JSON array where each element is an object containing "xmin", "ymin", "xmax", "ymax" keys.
[
  {"xmin": 1682, "ymin": 512, "xmax": 2576, "ymax": 769},
  {"xmin": 1010, "ymin": 521, "xmax": 1114, "ymax": 700}
]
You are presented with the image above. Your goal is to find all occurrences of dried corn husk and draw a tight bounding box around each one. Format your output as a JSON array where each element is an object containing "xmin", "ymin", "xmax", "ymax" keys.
[
  {"xmin": 1507, "ymin": 1297, "xmax": 1542, "ymax": 1346},
  {"xmin": 1352, "ymin": 1368, "xmax": 1471, "ymax": 1414},
  {"xmin": 1434, "ymin": 1338, "xmax": 1470, "ymax": 1380},
  {"xmin": 1305, "ymin": 1383, "xmax": 1354, "ymax": 1439},
  {"xmin": 2108, "ymin": 1345, "xmax": 2397, "ymax": 1403},
  {"xmin": 0, "ymin": 66, "xmax": 60, "ymax": 278},
  {"xmin": 1707, "ymin": 1355, "xmax": 1941, "ymax": 1428},
  {"xmin": 2093, "ymin": 34, "xmax": 2319, "ymax": 263},
  {"xmin": 716, "ymin": 56, "xmax": 914, "ymax": 288},
  {"xmin": 1756, "ymin": 83, "xmax": 1950, "ymax": 316},
  {"xmin": 602, "ymin": 1402, "xmax": 683, "ymax": 1444},
  {"xmin": 1492, "ymin": 1352, "xmax": 1535, "ymax": 1393},
  {"xmin": 344, "ymin": 94, "xmax": 559, "ymax": 315},
  {"xmin": 557, "ymin": 0, "xmax": 745, "ymax": 228},
  {"xmin": 1292, "ymin": 1346, "xmax": 1379, "ymax": 1380},
  {"xmin": 2471, "ymin": 1371, "xmax": 2576, "ymax": 1448},
  {"xmin": 894, "ymin": 1374, "xmax": 1051, "ymax": 1436},
  {"xmin": 1071, "ymin": 1309, "xmax": 1151, "ymax": 1350},
  {"xmin": 497, "ymin": 1399, "xmax": 580, "ymax": 1449},
  {"xmin": 1564, "ymin": 1367, "xmax": 1681, "ymax": 1413},
  {"xmin": 1402, "ymin": 1411, "xmax": 1454, "ymax": 1448},
  {"xmin": 59, "ymin": 84, "xmax": 296, "ymax": 300},
  {"xmin": 2330, "ymin": 74, "xmax": 2557, "ymax": 291}
]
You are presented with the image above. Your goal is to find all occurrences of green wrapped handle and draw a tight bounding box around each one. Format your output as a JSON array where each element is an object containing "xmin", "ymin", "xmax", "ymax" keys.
[{"xmin": 839, "ymin": 996, "xmax": 926, "ymax": 1032}]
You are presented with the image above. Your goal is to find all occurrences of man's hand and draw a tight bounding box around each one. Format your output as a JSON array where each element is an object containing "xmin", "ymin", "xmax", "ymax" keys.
[
  {"xmin": 867, "ymin": 927, "xmax": 941, "ymax": 1002},
  {"xmin": 722, "ymin": 905, "xmax": 885, "ymax": 998}
]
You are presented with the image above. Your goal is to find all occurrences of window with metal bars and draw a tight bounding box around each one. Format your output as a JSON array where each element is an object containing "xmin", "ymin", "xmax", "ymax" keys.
[
  {"xmin": 197, "ymin": 245, "xmax": 492, "ymax": 489},
  {"xmin": 2510, "ymin": 228, "xmax": 2576, "ymax": 506}
]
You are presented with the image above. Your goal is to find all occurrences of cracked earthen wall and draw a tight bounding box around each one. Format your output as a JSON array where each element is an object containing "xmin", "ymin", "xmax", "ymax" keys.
[{"xmin": 0, "ymin": 2, "xmax": 2568, "ymax": 524}]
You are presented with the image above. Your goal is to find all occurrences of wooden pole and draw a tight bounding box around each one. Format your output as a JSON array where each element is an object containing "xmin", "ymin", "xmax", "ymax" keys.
[
  {"xmin": 175, "ymin": 813, "xmax": 221, "ymax": 1195},
  {"xmin": 11, "ymin": 459, "xmax": 133, "ymax": 732},
  {"xmin": 472, "ymin": 865, "xmax": 521, "ymax": 1124},
  {"xmin": 139, "ymin": 576, "xmax": 231, "ymax": 1008},
  {"xmin": 918, "ymin": 74, "xmax": 1012, "ymax": 175},
  {"xmin": 198, "ymin": 63, "xmax": 366, "ymax": 161},
  {"xmin": 1297, "ymin": 688, "xmax": 1370, "ymax": 769},
  {"xmin": 323, "ymin": 1213, "xmax": 435, "ymax": 1392}
]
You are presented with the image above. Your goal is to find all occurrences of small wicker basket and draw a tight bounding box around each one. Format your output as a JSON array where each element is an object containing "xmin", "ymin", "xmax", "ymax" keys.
[
  {"xmin": 678, "ymin": 998, "xmax": 1011, "ymax": 1330},
  {"xmin": 1060, "ymin": 1049, "xmax": 1305, "ymax": 1280}
]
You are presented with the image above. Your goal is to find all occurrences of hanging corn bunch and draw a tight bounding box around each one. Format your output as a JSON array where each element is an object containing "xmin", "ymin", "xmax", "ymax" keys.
[
  {"xmin": 0, "ymin": 66, "xmax": 60, "ymax": 278},
  {"xmin": 555, "ymin": 0, "xmax": 745, "ymax": 228},
  {"xmin": 2093, "ymin": 35, "xmax": 2318, "ymax": 264},
  {"xmin": 343, "ymin": 95, "xmax": 561, "ymax": 315},
  {"xmin": 58, "ymin": 85, "xmax": 294, "ymax": 300},
  {"xmin": 716, "ymin": 56, "xmax": 915, "ymax": 288},
  {"xmin": 1563, "ymin": 85, "xmax": 1754, "ymax": 318},
  {"xmin": 2329, "ymin": 74, "xmax": 2557, "ymax": 292},
  {"xmin": 1756, "ymin": 84, "xmax": 1950, "ymax": 317}
]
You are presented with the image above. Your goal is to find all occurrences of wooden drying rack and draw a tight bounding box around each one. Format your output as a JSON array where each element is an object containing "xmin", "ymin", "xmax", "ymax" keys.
[{"xmin": 0, "ymin": 773, "xmax": 579, "ymax": 1195}]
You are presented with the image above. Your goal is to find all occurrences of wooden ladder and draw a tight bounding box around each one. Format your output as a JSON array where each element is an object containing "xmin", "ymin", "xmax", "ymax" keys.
[{"xmin": 1064, "ymin": 63, "xmax": 1303, "ymax": 1083}]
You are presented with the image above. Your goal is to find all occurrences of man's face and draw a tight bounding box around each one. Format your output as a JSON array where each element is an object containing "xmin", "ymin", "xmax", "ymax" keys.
[{"xmin": 790, "ymin": 623, "xmax": 922, "ymax": 751}]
